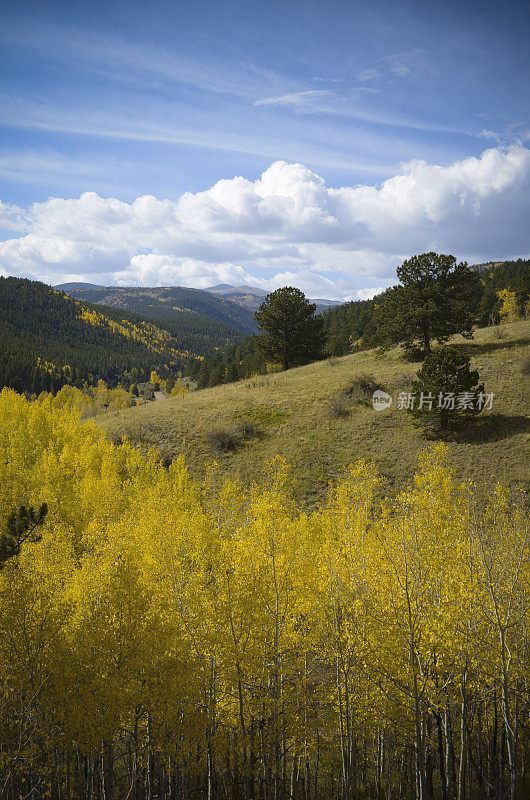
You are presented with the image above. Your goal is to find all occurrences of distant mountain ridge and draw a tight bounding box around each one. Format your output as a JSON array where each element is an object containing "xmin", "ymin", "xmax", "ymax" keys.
[
  {"xmin": 54, "ymin": 282, "xmax": 103, "ymax": 291},
  {"xmin": 55, "ymin": 281, "xmax": 343, "ymax": 321},
  {"xmin": 55, "ymin": 283, "xmax": 257, "ymax": 335},
  {"xmin": 204, "ymin": 282, "xmax": 342, "ymax": 313},
  {"xmin": 54, "ymin": 281, "xmax": 343, "ymax": 314},
  {"xmin": 206, "ymin": 283, "xmax": 268, "ymax": 297}
]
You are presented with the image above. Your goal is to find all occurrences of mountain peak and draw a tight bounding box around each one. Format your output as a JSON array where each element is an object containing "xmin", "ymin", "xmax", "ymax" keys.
[{"xmin": 55, "ymin": 282, "xmax": 103, "ymax": 291}]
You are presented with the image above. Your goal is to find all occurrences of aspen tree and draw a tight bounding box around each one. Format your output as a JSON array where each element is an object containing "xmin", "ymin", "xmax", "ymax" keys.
[{"xmin": 0, "ymin": 391, "xmax": 528, "ymax": 799}]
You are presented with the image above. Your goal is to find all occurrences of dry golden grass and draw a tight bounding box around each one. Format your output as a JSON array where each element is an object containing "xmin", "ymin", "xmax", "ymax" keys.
[{"xmin": 95, "ymin": 321, "xmax": 530, "ymax": 507}]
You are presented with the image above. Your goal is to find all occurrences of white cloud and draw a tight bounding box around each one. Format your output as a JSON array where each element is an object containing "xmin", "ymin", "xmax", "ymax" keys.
[
  {"xmin": 391, "ymin": 64, "xmax": 412, "ymax": 77},
  {"xmin": 0, "ymin": 145, "xmax": 529, "ymax": 299},
  {"xmin": 253, "ymin": 90, "xmax": 336, "ymax": 113},
  {"xmin": 479, "ymin": 124, "xmax": 530, "ymax": 147},
  {"xmin": 358, "ymin": 69, "xmax": 382, "ymax": 82},
  {"xmin": 357, "ymin": 50, "xmax": 423, "ymax": 86},
  {"xmin": 2, "ymin": 18, "xmax": 291, "ymax": 101},
  {"xmin": 0, "ymin": 200, "xmax": 28, "ymax": 233},
  {"xmin": 355, "ymin": 286, "xmax": 388, "ymax": 300}
]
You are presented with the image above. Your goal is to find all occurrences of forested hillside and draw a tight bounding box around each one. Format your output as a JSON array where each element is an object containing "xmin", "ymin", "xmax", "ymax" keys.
[
  {"xmin": 325, "ymin": 258, "xmax": 529, "ymax": 353},
  {"xmin": 57, "ymin": 282, "xmax": 258, "ymax": 334},
  {"xmin": 0, "ymin": 273, "xmax": 528, "ymax": 800},
  {"xmin": 0, "ymin": 277, "xmax": 206, "ymax": 393}
]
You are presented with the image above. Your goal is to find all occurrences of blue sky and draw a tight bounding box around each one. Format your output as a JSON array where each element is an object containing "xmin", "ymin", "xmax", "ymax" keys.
[{"xmin": 0, "ymin": 0, "xmax": 529, "ymax": 297}]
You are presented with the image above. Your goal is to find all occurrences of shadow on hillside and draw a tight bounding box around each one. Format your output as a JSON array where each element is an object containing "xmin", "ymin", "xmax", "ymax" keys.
[
  {"xmin": 440, "ymin": 414, "xmax": 530, "ymax": 444},
  {"xmin": 454, "ymin": 337, "xmax": 529, "ymax": 356}
]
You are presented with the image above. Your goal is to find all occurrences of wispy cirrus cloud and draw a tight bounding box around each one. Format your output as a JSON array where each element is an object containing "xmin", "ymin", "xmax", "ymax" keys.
[
  {"xmin": 358, "ymin": 68, "xmax": 382, "ymax": 82},
  {"xmin": 479, "ymin": 123, "xmax": 530, "ymax": 146},
  {"xmin": 251, "ymin": 87, "xmax": 467, "ymax": 133},
  {"xmin": 0, "ymin": 97, "xmax": 402, "ymax": 177},
  {"xmin": 358, "ymin": 48, "xmax": 426, "ymax": 84},
  {"xmin": 391, "ymin": 64, "xmax": 412, "ymax": 77},
  {"xmin": 376, "ymin": 48, "xmax": 427, "ymax": 65},
  {"xmin": 253, "ymin": 90, "xmax": 336, "ymax": 113},
  {"xmin": 1, "ymin": 87, "xmax": 471, "ymax": 167},
  {"xmin": 0, "ymin": 17, "xmax": 292, "ymax": 100},
  {"xmin": 0, "ymin": 12, "xmax": 488, "ymax": 199}
]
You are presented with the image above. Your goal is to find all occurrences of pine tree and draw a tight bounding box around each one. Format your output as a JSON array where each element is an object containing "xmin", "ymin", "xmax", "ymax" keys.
[
  {"xmin": 377, "ymin": 253, "xmax": 481, "ymax": 357},
  {"xmin": 409, "ymin": 346, "xmax": 485, "ymax": 433},
  {"xmin": 0, "ymin": 503, "xmax": 47, "ymax": 567},
  {"xmin": 254, "ymin": 287, "xmax": 325, "ymax": 370}
]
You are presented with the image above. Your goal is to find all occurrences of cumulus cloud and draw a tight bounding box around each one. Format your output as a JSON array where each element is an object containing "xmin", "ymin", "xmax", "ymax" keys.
[
  {"xmin": 0, "ymin": 145, "xmax": 529, "ymax": 299},
  {"xmin": 355, "ymin": 286, "xmax": 387, "ymax": 301},
  {"xmin": 0, "ymin": 200, "xmax": 28, "ymax": 233}
]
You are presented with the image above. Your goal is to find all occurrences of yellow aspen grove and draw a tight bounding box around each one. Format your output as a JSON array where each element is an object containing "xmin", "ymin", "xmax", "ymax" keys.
[
  {"xmin": 0, "ymin": 389, "xmax": 528, "ymax": 799},
  {"xmin": 497, "ymin": 289, "xmax": 520, "ymax": 323}
]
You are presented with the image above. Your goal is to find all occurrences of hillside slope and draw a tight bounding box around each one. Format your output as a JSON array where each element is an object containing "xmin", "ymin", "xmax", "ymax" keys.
[
  {"xmin": 190, "ymin": 259, "xmax": 530, "ymax": 388},
  {"xmin": 56, "ymin": 283, "xmax": 258, "ymax": 334},
  {"xmin": 97, "ymin": 319, "xmax": 530, "ymax": 506},
  {"xmin": 0, "ymin": 277, "xmax": 206, "ymax": 393}
]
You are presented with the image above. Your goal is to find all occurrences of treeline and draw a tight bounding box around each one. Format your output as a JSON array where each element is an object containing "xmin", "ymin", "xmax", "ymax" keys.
[
  {"xmin": 0, "ymin": 391, "xmax": 528, "ymax": 800},
  {"xmin": 36, "ymin": 380, "xmax": 136, "ymax": 416},
  {"xmin": 473, "ymin": 259, "xmax": 530, "ymax": 324},
  {"xmin": 192, "ymin": 259, "xmax": 529, "ymax": 388},
  {"xmin": 327, "ymin": 259, "xmax": 529, "ymax": 355},
  {"xmin": 0, "ymin": 277, "xmax": 204, "ymax": 394},
  {"xmin": 188, "ymin": 336, "xmax": 266, "ymax": 387}
]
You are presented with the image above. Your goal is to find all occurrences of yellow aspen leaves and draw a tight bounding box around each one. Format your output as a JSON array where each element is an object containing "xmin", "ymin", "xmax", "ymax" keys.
[{"xmin": 0, "ymin": 389, "xmax": 528, "ymax": 799}]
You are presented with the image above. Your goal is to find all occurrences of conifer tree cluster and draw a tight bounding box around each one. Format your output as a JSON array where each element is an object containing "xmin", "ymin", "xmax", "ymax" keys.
[{"xmin": 191, "ymin": 258, "xmax": 529, "ymax": 389}]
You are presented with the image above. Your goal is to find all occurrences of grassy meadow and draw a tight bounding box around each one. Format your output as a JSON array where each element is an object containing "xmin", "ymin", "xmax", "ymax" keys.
[{"xmin": 96, "ymin": 320, "xmax": 530, "ymax": 507}]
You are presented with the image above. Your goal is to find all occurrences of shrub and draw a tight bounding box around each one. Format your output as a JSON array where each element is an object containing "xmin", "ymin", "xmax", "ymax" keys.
[
  {"xmin": 328, "ymin": 396, "xmax": 348, "ymax": 418},
  {"xmin": 343, "ymin": 374, "xmax": 384, "ymax": 404},
  {"xmin": 328, "ymin": 374, "xmax": 386, "ymax": 419},
  {"xmin": 207, "ymin": 428, "xmax": 242, "ymax": 454},
  {"xmin": 266, "ymin": 362, "xmax": 283, "ymax": 374},
  {"xmin": 233, "ymin": 419, "xmax": 259, "ymax": 439},
  {"xmin": 207, "ymin": 417, "xmax": 263, "ymax": 453},
  {"xmin": 493, "ymin": 325, "xmax": 505, "ymax": 340}
]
